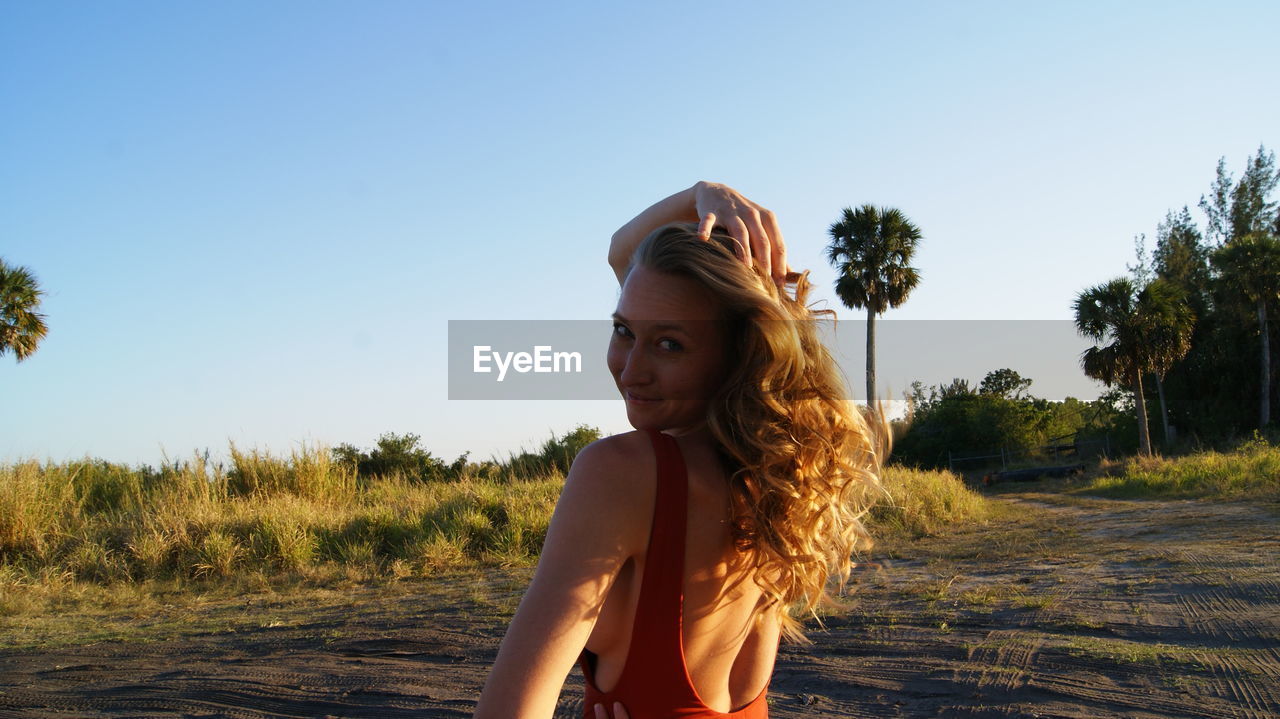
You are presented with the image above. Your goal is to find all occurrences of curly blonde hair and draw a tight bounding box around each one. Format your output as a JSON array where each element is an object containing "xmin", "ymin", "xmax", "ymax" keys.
[{"xmin": 628, "ymin": 222, "xmax": 888, "ymax": 643}]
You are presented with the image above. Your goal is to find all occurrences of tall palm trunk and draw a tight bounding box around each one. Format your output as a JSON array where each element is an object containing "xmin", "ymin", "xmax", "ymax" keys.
[
  {"xmin": 1134, "ymin": 367, "xmax": 1152, "ymax": 456},
  {"xmin": 866, "ymin": 306, "xmax": 877, "ymax": 411},
  {"xmin": 1156, "ymin": 374, "xmax": 1172, "ymax": 447},
  {"xmin": 1260, "ymin": 299, "xmax": 1271, "ymax": 428}
]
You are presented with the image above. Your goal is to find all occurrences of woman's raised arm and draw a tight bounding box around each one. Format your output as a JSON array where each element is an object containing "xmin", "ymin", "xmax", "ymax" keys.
[{"xmin": 608, "ymin": 181, "xmax": 790, "ymax": 288}]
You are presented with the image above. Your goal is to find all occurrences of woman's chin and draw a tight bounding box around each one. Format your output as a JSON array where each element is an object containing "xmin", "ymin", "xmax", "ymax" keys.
[
  {"xmin": 625, "ymin": 411, "xmax": 710, "ymax": 436},
  {"xmin": 625, "ymin": 412, "xmax": 662, "ymax": 431}
]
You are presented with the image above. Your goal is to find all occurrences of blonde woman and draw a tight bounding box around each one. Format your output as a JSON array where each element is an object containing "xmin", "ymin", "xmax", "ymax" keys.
[{"xmin": 475, "ymin": 182, "xmax": 884, "ymax": 718}]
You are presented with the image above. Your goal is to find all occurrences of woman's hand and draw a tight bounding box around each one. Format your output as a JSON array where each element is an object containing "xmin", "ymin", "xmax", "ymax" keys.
[
  {"xmin": 609, "ymin": 181, "xmax": 793, "ymax": 289},
  {"xmin": 692, "ymin": 181, "xmax": 790, "ymax": 287},
  {"xmin": 593, "ymin": 701, "xmax": 630, "ymax": 719}
]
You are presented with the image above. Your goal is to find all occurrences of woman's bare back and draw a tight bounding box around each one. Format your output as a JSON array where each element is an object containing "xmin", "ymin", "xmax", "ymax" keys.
[{"xmin": 583, "ymin": 430, "xmax": 781, "ymax": 713}]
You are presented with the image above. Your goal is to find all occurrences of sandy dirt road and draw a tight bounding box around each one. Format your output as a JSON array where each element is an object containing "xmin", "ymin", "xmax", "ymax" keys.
[{"xmin": 1, "ymin": 491, "xmax": 1277, "ymax": 718}]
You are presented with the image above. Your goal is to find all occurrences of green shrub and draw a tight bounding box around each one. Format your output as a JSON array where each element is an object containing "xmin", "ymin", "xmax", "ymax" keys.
[
  {"xmin": 1077, "ymin": 435, "xmax": 1280, "ymax": 499},
  {"xmin": 500, "ymin": 424, "xmax": 601, "ymax": 480},
  {"xmin": 895, "ymin": 370, "xmax": 1120, "ymax": 470},
  {"xmin": 331, "ymin": 432, "xmax": 456, "ymax": 482}
]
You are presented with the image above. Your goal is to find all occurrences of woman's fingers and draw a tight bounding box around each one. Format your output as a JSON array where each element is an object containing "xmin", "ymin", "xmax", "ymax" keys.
[
  {"xmin": 760, "ymin": 207, "xmax": 789, "ymax": 287},
  {"xmin": 592, "ymin": 702, "xmax": 631, "ymax": 719},
  {"xmin": 725, "ymin": 215, "xmax": 751, "ymax": 263},
  {"xmin": 692, "ymin": 181, "xmax": 790, "ymax": 283},
  {"xmin": 714, "ymin": 206, "xmax": 763, "ymax": 271},
  {"xmin": 742, "ymin": 207, "xmax": 772, "ymax": 280},
  {"xmin": 697, "ymin": 212, "xmax": 717, "ymax": 240},
  {"xmin": 696, "ymin": 206, "xmax": 745, "ymax": 258}
]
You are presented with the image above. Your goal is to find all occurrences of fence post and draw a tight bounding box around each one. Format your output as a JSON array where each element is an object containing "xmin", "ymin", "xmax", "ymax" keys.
[{"xmin": 1001, "ymin": 447, "xmax": 1007, "ymax": 471}]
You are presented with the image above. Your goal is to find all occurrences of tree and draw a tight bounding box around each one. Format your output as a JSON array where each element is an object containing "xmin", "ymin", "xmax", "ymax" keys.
[
  {"xmin": 1153, "ymin": 207, "xmax": 1210, "ymax": 311},
  {"xmin": 1144, "ymin": 282, "xmax": 1197, "ymax": 447},
  {"xmin": 1126, "ymin": 233, "xmax": 1153, "ymax": 287},
  {"xmin": 1200, "ymin": 144, "xmax": 1278, "ymax": 246},
  {"xmin": 537, "ymin": 423, "xmax": 600, "ymax": 476},
  {"xmin": 895, "ymin": 372, "xmax": 1105, "ymax": 470},
  {"xmin": 1147, "ymin": 209, "xmax": 1209, "ymax": 444},
  {"xmin": 1073, "ymin": 278, "xmax": 1194, "ymax": 456},
  {"xmin": 1145, "ymin": 148, "xmax": 1280, "ymax": 441},
  {"xmin": 1212, "ymin": 233, "xmax": 1280, "ymax": 428},
  {"xmin": 979, "ymin": 368, "xmax": 1033, "ymax": 400},
  {"xmin": 1200, "ymin": 157, "xmax": 1233, "ymax": 247},
  {"xmin": 332, "ymin": 432, "xmax": 453, "ymax": 481},
  {"xmin": 0, "ymin": 258, "xmax": 49, "ymax": 363},
  {"xmin": 826, "ymin": 205, "xmax": 922, "ymax": 409},
  {"xmin": 1230, "ymin": 145, "xmax": 1278, "ymax": 241}
]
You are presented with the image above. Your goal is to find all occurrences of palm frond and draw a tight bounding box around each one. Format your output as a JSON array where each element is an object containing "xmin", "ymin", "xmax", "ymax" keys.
[
  {"xmin": 825, "ymin": 205, "xmax": 922, "ymax": 316},
  {"xmin": 0, "ymin": 257, "xmax": 50, "ymax": 362}
]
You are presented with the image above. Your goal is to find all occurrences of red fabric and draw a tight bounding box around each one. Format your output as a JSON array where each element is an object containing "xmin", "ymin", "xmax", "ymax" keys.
[{"xmin": 579, "ymin": 430, "xmax": 770, "ymax": 718}]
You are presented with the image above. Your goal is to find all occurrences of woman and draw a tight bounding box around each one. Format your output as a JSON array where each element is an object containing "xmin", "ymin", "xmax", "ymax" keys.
[{"xmin": 474, "ymin": 182, "xmax": 885, "ymax": 718}]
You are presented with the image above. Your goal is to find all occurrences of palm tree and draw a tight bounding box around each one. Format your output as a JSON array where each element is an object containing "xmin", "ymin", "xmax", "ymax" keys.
[
  {"xmin": 1073, "ymin": 278, "xmax": 1194, "ymax": 455},
  {"xmin": 826, "ymin": 205, "xmax": 922, "ymax": 408},
  {"xmin": 0, "ymin": 258, "xmax": 49, "ymax": 363},
  {"xmin": 1212, "ymin": 232, "xmax": 1280, "ymax": 428},
  {"xmin": 1145, "ymin": 284, "xmax": 1196, "ymax": 447}
]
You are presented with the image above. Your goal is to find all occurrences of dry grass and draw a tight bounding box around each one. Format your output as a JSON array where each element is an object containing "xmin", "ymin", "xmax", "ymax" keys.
[
  {"xmin": 1, "ymin": 443, "xmax": 989, "ymax": 615},
  {"xmin": 1080, "ymin": 437, "xmax": 1280, "ymax": 500},
  {"xmin": 871, "ymin": 464, "xmax": 993, "ymax": 539},
  {"xmin": 0, "ymin": 445, "xmax": 562, "ymax": 615}
]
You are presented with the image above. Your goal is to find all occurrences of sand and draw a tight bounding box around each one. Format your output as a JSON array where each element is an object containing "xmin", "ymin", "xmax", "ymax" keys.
[{"xmin": 1, "ymin": 491, "xmax": 1277, "ymax": 718}]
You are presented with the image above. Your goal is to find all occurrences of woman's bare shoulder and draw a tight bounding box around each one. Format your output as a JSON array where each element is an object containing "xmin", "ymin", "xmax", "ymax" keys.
[
  {"xmin": 560, "ymin": 431, "xmax": 656, "ymax": 550},
  {"xmin": 570, "ymin": 431, "xmax": 653, "ymax": 481},
  {"xmin": 569, "ymin": 432, "xmax": 655, "ymax": 493}
]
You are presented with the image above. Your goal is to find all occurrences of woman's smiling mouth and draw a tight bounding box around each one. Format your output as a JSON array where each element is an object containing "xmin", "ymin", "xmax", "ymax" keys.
[{"xmin": 625, "ymin": 391, "xmax": 661, "ymax": 404}]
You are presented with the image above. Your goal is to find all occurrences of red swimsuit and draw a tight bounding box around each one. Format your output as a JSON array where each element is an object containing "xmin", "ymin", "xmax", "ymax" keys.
[{"xmin": 579, "ymin": 429, "xmax": 771, "ymax": 718}]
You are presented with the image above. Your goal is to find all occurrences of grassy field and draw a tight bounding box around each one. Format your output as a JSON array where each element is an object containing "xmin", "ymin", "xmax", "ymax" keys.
[
  {"xmin": 1076, "ymin": 436, "xmax": 1280, "ymax": 500},
  {"xmin": 0, "ymin": 443, "xmax": 990, "ymax": 616},
  {"xmin": 6, "ymin": 434, "xmax": 1276, "ymax": 616},
  {"xmin": 5, "ymin": 465, "xmax": 1276, "ymax": 716},
  {"xmin": 5, "ymin": 441, "xmax": 1277, "ymax": 716}
]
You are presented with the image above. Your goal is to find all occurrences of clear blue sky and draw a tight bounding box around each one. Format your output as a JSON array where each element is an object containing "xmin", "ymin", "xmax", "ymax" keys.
[{"xmin": 4, "ymin": 1, "xmax": 1277, "ymax": 466}]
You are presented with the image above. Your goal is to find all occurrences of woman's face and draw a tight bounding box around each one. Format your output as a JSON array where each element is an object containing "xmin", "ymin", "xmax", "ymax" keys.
[{"xmin": 608, "ymin": 265, "xmax": 728, "ymax": 435}]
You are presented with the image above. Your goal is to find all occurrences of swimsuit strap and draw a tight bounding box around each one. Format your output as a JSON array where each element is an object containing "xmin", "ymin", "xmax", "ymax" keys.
[
  {"xmin": 580, "ymin": 430, "xmax": 771, "ymax": 716},
  {"xmin": 617, "ymin": 428, "xmax": 694, "ymax": 693}
]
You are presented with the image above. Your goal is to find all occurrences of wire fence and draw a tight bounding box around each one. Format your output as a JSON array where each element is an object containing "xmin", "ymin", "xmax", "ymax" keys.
[{"xmin": 946, "ymin": 436, "xmax": 1111, "ymax": 474}]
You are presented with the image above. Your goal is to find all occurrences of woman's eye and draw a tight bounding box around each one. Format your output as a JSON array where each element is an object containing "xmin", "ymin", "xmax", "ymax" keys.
[
  {"xmin": 659, "ymin": 338, "xmax": 684, "ymax": 352},
  {"xmin": 612, "ymin": 322, "xmax": 633, "ymax": 338}
]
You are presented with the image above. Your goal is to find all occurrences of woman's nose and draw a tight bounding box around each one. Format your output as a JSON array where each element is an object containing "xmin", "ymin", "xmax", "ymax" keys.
[{"xmin": 619, "ymin": 347, "xmax": 650, "ymax": 384}]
